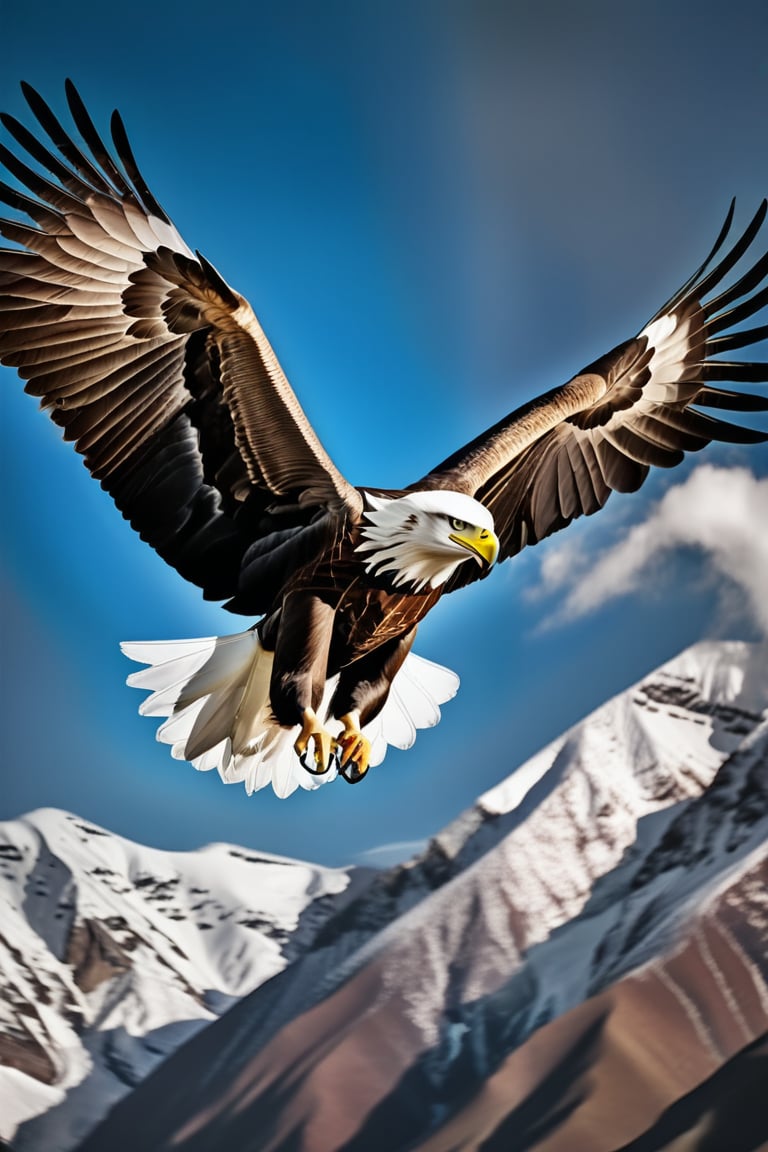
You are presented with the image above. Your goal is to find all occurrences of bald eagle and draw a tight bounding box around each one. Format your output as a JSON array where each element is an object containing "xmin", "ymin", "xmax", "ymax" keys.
[{"xmin": 1, "ymin": 83, "xmax": 766, "ymax": 796}]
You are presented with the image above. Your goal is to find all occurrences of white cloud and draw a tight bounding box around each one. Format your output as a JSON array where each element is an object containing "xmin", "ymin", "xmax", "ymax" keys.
[{"xmin": 534, "ymin": 465, "xmax": 768, "ymax": 634}]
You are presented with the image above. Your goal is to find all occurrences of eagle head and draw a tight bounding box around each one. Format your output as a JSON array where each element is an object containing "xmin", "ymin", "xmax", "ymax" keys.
[{"xmin": 356, "ymin": 490, "xmax": 499, "ymax": 591}]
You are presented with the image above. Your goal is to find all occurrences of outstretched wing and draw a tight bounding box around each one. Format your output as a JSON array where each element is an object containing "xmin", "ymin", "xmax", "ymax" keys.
[
  {"xmin": 0, "ymin": 82, "xmax": 362, "ymax": 613},
  {"xmin": 414, "ymin": 202, "xmax": 768, "ymax": 588}
]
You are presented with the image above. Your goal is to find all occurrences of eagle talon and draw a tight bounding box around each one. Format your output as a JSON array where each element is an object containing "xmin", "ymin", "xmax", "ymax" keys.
[
  {"xmin": 299, "ymin": 748, "xmax": 326, "ymax": 775},
  {"xmin": 295, "ymin": 711, "xmax": 338, "ymax": 776},
  {"xmin": 297, "ymin": 737, "xmax": 337, "ymax": 776},
  {"xmin": 337, "ymin": 714, "xmax": 371, "ymax": 784}
]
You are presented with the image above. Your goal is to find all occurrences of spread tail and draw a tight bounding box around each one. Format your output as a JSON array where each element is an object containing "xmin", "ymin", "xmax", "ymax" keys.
[{"xmin": 121, "ymin": 630, "xmax": 459, "ymax": 798}]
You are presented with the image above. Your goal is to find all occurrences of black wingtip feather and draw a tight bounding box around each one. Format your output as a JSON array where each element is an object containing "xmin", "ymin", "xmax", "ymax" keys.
[
  {"xmin": 64, "ymin": 81, "xmax": 136, "ymax": 203},
  {"xmin": 707, "ymin": 323, "xmax": 768, "ymax": 356},
  {"xmin": 696, "ymin": 386, "xmax": 768, "ymax": 412},
  {"xmin": 109, "ymin": 109, "xmax": 171, "ymax": 224},
  {"xmin": 705, "ymin": 250, "xmax": 768, "ymax": 323},
  {"xmin": 707, "ymin": 283, "xmax": 768, "ymax": 338},
  {"xmin": 693, "ymin": 200, "xmax": 768, "ymax": 306},
  {"xmin": 660, "ymin": 200, "xmax": 737, "ymax": 318},
  {"xmin": 13, "ymin": 83, "xmax": 115, "ymax": 199},
  {"xmin": 703, "ymin": 361, "xmax": 768, "ymax": 384},
  {"xmin": 0, "ymin": 113, "xmax": 76, "ymax": 189},
  {"xmin": 688, "ymin": 407, "xmax": 768, "ymax": 443},
  {"xmin": 19, "ymin": 82, "xmax": 65, "ymax": 134}
]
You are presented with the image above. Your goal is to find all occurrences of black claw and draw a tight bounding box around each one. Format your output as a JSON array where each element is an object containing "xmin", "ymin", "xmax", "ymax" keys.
[
  {"xmin": 299, "ymin": 743, "xmax": 331, "ymax": 776},
  {"xmin": 341, "ymin": 761, "xmax": 368, "ymax": 785}
]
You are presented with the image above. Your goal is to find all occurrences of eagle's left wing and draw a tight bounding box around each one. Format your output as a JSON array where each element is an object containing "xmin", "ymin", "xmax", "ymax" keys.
[
  {"xmin": 414, "ymin": 201, "xmax": 768, "ymax": 589},
  {"xmin": 0, "ymin": 83, "xmax": 362, "ymax": 614}
]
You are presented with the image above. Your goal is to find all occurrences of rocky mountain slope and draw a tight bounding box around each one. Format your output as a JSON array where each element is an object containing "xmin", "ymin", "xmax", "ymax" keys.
[
  {"xmin": 0, "ymin": 810, "xmax": 362, "ymax": 1151},
  {"xmin": 70, "ymin": 639, "xmax": 768, "ymax": 1152},
  {"xmin": 2, "ymin": 640, "xmax": 766, "ymax": 1151}
]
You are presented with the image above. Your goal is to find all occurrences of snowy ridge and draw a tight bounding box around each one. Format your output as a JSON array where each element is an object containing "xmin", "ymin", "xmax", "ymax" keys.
[
  {"xmin": 3, "ymin": 640, "xmax": 767, "ymax": 1152},
  {"xmin": 301, "ymin": 638, "xmax": 768, "ymax": 985},
  {"xmin": 0, "ymin": 810, "xmax": 358, "ymax": 1150},
  {"xmin": 71, "ymin": 639, "xmax": 768, "ymax": 1152}
]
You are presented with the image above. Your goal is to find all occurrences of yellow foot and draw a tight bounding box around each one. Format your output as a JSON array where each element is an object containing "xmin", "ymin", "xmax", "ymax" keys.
[
  {"xmin": 337, "ymin": 713, "xmax": 371, "ymax": 784},
  {"xmin": 294, "ymin": 709, "xmax": 338, "ymax": 776}
]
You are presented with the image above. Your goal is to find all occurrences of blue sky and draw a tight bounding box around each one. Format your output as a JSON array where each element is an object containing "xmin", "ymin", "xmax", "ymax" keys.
[{"xmin": 2, "ymin": 0, "xmax": 766, "ymax": 866}]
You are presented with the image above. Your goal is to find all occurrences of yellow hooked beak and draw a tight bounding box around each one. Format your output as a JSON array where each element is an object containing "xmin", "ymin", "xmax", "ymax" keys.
[{"xmin": 449, "ymin": 525, "xmax": 500, "ymax": 568}]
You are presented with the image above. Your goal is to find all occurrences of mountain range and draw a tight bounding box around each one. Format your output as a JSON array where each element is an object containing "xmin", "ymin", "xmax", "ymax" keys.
[
  {"xmin": 0, "ymin": 810, "xmax": 363, "ymax": 1149},
  {"xmin": 2, "ymin": 639, "xmax": 767, "ymax": 1151}
]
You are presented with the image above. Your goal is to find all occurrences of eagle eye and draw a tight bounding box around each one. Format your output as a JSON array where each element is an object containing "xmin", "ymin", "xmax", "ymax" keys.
[{"xmin": 450, "ymin": 517, "xmax": 467, "ymax": 531}]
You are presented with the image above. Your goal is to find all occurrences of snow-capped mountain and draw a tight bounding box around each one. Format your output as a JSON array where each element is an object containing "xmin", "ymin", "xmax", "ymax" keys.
[
  {"xmin": 71, "ymin": 639, "xmax": 768, "ymax": 1152},
  {"xmin": 3, "ymin": 640, "xmax": 767, "ymax": 1152},
  {"xmin": 0, "ymin": 810, "xmax": 362, "ymax": 1151}
]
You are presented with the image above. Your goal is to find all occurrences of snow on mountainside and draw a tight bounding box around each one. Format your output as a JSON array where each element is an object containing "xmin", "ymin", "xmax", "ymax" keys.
[
  {"xmin": 0, "ymin": 810, "xmax": 360, "ymax": 1151},
  {"xmin": 73, "ymin": 640, "xmax": 768, "ymax": 1152},
  {"xmin": 156, "ymin": 637, "xmax": 765, "ymax": 1069}
]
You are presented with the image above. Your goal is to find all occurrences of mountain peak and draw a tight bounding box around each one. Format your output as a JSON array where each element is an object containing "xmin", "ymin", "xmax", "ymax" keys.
[
  {"xmin": 3, "ymin": 640, "xmax": 766, "ymax": 1152},
  {"xmin": 0, "ymin": 807, "xmax": 356, "ymax": 1150}
]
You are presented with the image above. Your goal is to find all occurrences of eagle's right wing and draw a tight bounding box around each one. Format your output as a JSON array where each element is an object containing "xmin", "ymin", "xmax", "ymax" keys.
[
  {"xmin": 0, "ymin": 82, "xmax": 362, "ymax": 612},
  {"xmin": 414, "ymin": 201, "xmax": 767, "ymax": 589}
]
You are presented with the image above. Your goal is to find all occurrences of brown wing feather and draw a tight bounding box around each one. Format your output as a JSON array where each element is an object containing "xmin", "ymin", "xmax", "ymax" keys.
[
  {"xmin": 416, "ymin": 203, "xmax": 768, "ymax": 592},
  {"xmin": 0, "ymin": 83, "xmax": 361, "ymax": 609}
]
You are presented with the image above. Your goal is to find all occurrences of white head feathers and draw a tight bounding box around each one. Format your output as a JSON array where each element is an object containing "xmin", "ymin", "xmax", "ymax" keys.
[{"xmin": 356, "ymin": 490, "xmax": 496, "ymax": 591}]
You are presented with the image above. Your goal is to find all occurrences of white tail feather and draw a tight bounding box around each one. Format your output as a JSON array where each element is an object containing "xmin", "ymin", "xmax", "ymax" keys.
[{"xmin": 122, "ymin": 630, "xmax": 459, "ymax": 798}]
